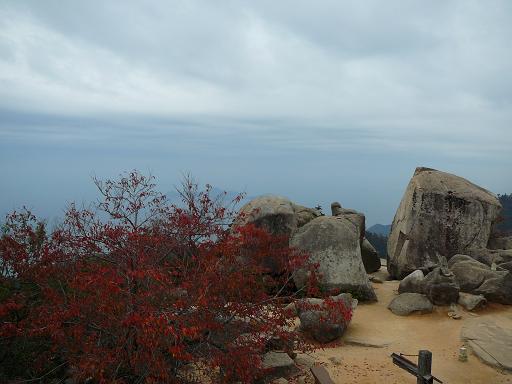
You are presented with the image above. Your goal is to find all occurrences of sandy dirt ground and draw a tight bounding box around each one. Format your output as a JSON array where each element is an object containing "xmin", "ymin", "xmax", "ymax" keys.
[{"xmin": 303, "ymin": 271, "xmax": 512, "ymax": 384}]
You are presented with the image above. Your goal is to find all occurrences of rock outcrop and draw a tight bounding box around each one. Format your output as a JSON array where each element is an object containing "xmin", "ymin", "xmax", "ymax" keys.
[
  {"xmin": 291, "ymin": 216, "xmax": 376, "ymax": 301},
  {"xmin": 387, "ymin": 167, "xmax": 502, "ymax": 279},
  {"xmin": 461, "ymin": 319, "xmax": 512, "ymax": 371},
  {"xmin": 449, "ymin": 254, "xmax": 512, "ymax": 305}
]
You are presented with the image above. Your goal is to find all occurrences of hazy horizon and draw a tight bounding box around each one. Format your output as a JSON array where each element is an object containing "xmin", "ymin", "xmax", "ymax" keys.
[{"xmin": 1, "ymin": 1, "xmax": 511, "ymax": 226}]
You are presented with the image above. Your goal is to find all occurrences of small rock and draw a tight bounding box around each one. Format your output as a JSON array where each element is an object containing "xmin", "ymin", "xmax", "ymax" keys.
[
  {"xmin": 262, "ymin": 351, "xmax": 298, "ymax": 379},
  {"xmin": 297, "ymin": 376, "xmax": 307, "ymax": 384},
  {"xmin": 423, "ymin": 266, "xmax": 460, "ymax": 305},
  {"xmin": 458, "ymin": 292, "xmax": 487, "ymax": 311},
  {"xmin": 294, "ymin": 353, "xmax": 316, "ymax": 369},
  {"xmin": 329, "ymin": 356, "xmax": 342, "ymax": 365},
  {"xmin": 388, "ymin": 293, "xmax": 433, "ymax": 316},
  {"xmin": 372, "ymin": 268, "xmax": 391, "ymax": 281},
  {"xmin": 448, "ymin": 311, "xmax": 462, "ymax": 320},
  {"xmin": 398, "ymin": 270, "xmax": 424, "ymax": 294},
  {"xmin": 370, "ymin": 275, "xmax": 383, "ymax": 283},
  {"xmin": 272, "ymin": 378, "xmax": 289, "ymax": 384}
]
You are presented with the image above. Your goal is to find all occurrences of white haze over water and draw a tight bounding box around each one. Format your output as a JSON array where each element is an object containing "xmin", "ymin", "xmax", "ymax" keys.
[{"xmin": 1, "ymin": 1, "xmax": 511, "ymax": 226}]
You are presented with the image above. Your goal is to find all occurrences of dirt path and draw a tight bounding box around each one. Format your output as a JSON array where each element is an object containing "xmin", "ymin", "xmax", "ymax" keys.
[{"xmin": 307, "ymin": 274, "xmax": 512, "ymax": 384}]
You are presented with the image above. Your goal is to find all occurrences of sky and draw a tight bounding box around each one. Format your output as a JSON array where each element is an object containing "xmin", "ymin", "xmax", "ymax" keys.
[{"xmin": 1, "ymin": 0, "xmax": 511, "ymax": 226}]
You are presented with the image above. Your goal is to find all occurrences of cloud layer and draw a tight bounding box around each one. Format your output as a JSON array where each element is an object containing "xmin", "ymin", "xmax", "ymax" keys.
[{"xmin": 1, "ymin": 1, "xmax": 511, "ymax": 224}]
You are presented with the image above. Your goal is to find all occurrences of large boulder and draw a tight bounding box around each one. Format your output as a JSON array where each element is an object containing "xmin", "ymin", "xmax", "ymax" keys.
[
  {"xmin": 235, "ymin": 196, "xmax": 297, "ymax": 237},
  {"xmin": 388, "ymin": 293, "xmax": 433, "ymax": 316},
  {"xmin": 296, "ymin": 293, "xmax": 357, "ymax": 343},
  {"xmin": 290, "ymin": 216, "xmax": 376, "ymax": 301},
  {"xmin": 387, "ymin": 167, "xmax": 502, "ymax": 279},
  {"xmin": 235, "ymin": 196, "xmax": 321, "ymax": 238},
  {"xmin": 361, "ymin": 238, "xmax": 381, "ymax": 273}
]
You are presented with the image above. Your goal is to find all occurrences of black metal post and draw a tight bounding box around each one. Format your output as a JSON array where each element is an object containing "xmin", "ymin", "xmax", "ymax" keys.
[{"xmin": 417, "ymin": 350, "xmax": 433, "ymax": 384}]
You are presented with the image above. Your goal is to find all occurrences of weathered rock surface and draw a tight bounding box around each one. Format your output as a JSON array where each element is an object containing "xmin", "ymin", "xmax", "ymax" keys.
[
  {"xmin": 387, "ymin": 167, "xmax": 502, "ymax": 279},
  {"xmin": 331, "ymin": 202, "xmax": 365, "ymax": 242},
  {"xmin": 361, "ymin": 238, "xmax": 381, "ymax": 274},
  {"xmin": 398, "ymin": 270, "xmax": 425, "ymax": 294},
  {"xmin": 461, "ymin": 319, "xmax": 512, "ymax": 371},
  {"xmin": 235, "ymin": 196, "xmax": 321, "ymax": 238},
  {"xmin": 448, "ymin": 254, "xmax": 512, "ymax": 304},
  {"xmin": 388, "ymin": 293, "xmax": 433, "ymax": 316},
  {"xmin": 423, "ymin": 267, "xmax": 460, "ymax": 305},
  {"xmin": 294, "ymin": 204, "xmax": 323, "ymax": 228},
  {"xmin": 467, "ymin": 248, "xmax": 512, "ymax": 266},
  {"xmin": 497, "ymin": 261, "xmax": 512, "ymax": 273},
  {"xmin": 291, "ymin": 216, "xmax": 376, "ymax": 301},
  {"xmin": 474, "ymin": 274, "xmax": 512, "ymax": 305},
  {"xmin": 447, "ymin": 254, "xmax": 475, "ymax": 268},
  {"xmin": 450, "ymin": 258, "xmax": 501, "ymax": 292},
  {"xmin": 297, "ymin": 293, "xmax": 357, "ymax": 343},
  {"xmin": 458, "ymin": 292, "xmax": 487, "ymax": 311}
]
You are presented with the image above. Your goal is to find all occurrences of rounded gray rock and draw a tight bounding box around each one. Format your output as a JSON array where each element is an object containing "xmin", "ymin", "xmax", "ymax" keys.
[
  {"xmin": 388, "ymin": 293, "xmax": 433, "ymax": 316},
  {"xmin": 398, "ymin": 270, "xmax": 425, "ymax": 294}
]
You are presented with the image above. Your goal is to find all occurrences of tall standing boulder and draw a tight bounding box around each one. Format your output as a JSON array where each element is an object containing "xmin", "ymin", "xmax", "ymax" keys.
[
  {"xmin": 332, "ymin": 202, "xmax": 380, "ymax": 273},
  {"xmin": 387, "ymin": 167, "xmax": 502, "ymax": 279},
  {"xmin": 361, "ymin": 238, "xmax": 381, "ymax": 273},
  {"xmin": 290, "ymin": 216, "xmax": 376, "ymax": 301}
]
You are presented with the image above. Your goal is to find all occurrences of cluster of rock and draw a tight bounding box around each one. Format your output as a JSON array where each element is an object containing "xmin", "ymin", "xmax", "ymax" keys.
[
  {"xmin": 236, "ymin": 196, "xmax": 380, "ymax": 302},
  {"xmin": 233, "ymin": 194, "xmax": 381, "ymax": 348},
  {"xmin": 386, "ymin": 167, "xmax": 512, "ymax": 314}
]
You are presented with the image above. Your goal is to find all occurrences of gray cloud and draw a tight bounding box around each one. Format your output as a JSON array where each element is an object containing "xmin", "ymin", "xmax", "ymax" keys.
[{"xmin": 0, "ymin": 1, "xmax": 511, "ymax": 225}]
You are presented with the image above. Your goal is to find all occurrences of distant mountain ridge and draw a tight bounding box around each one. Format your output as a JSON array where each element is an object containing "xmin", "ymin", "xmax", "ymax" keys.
[
  {"xmin": 496, "ymin": 193, "xmax": 512, "ymax": 235},
  {"xmin": 367, "ymin": 224, "xmax": 391, "ymax": 236}
]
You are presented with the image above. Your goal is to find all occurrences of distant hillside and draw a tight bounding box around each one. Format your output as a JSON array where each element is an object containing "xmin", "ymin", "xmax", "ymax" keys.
[
  {"xmin": 367, "ymin": 224, "xmax": 391, "ymax": 236},
  {"xmin": 496, "ymin": 193, "xmax": 512, "ymax": 235},
  {"xmin": 365, "ymin": 231, "xmax": 388, "ymax": 260}
]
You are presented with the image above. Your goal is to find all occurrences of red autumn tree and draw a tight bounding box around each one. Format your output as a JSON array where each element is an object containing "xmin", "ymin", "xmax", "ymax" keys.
[{"xmin": 0, "ymin": 171, "xmax": 330, "ymax": 383}]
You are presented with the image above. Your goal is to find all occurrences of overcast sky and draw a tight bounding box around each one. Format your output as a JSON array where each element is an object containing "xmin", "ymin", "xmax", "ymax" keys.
[{"xmin": 1, "ymin": 0, "xmax": 511, "ymax": 226}]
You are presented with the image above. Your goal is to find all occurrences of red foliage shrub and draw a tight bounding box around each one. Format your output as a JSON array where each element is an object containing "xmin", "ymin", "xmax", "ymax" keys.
[{"xmin": 0, "ymin": 171, "xmax": 345, "ymax": 383}]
